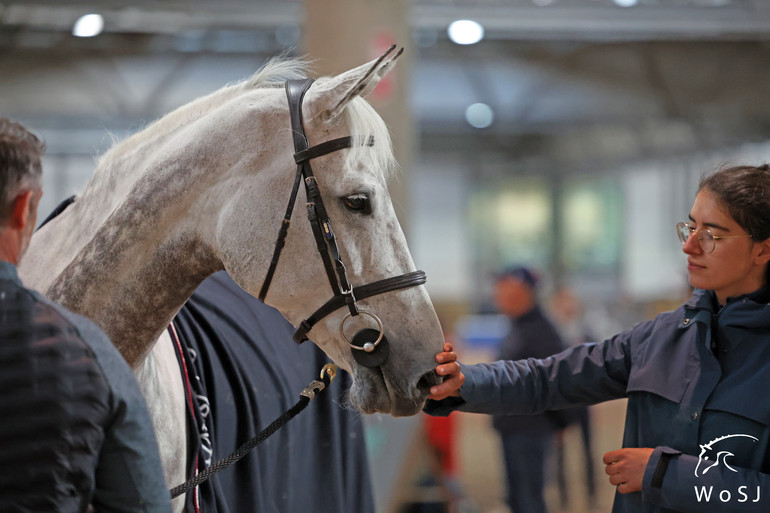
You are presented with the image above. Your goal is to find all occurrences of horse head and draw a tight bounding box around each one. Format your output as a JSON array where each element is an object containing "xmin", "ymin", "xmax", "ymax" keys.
[
  {"xmin": 21, "ymin": 46, "xmax": 443, "ymax": 420},
  {"xmin": 215, "ymin": 48, "xmax": 444, "ymax": 416}
]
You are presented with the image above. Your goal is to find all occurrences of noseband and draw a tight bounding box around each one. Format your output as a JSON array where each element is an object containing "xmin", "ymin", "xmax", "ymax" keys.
[{"xmin": 258, "ymin": 78, "xmax": 427, "ymax": 367}]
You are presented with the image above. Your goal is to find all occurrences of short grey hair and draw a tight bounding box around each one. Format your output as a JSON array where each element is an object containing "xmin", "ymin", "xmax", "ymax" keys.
[{"xmin": 0, "ymin": 118, "xmax": 44, "ymax": 221}]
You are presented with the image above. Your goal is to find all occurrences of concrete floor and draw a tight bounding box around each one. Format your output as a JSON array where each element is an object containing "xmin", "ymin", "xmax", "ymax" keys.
[{"xmin": 454, "ymin": 398, "xmax": 628, "ymax": 513}]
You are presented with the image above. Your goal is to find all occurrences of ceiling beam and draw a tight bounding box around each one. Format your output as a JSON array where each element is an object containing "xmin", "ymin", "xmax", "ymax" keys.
[
  {"xmin": 0, "ymin": 2, "xmax": 300, "ymax": 34},
  {"xmin": 412, "ymin": 3, "xmax": 770, "ymax": 42},
  {"xmin": 3, "ymin": 1, "xmax": 770, "ymax": 41}
]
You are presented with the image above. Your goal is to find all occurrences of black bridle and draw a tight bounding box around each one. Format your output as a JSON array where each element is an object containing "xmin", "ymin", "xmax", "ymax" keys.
[{"xmin": 258, "ymin": 78, "xmax": 426, "ymax": 367}]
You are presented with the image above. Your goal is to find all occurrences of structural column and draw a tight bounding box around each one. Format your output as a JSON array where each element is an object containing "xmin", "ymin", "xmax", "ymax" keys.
[{"xmin": 302, "ymin": 0, "xmax": 414, "ymax": 230}]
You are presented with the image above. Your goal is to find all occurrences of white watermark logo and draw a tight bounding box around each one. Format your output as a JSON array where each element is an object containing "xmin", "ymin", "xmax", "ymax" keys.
[
  {"xmin": 693, "ymin": 433, "xmax": 760, "ymax": 504},
  {"xmin": 695, "ymin": 433, "xmax": 758, "ymax": 477}
]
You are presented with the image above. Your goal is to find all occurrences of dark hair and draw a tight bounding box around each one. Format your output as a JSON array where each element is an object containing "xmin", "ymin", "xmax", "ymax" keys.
[
  {"xmin": 699, "ymin": 164, "xmax": 770, "ymax": 241},
  {"xmin": 0, "ymin": 118, "xmax": 44, "ymax": 220},
  {"xmin": 496, "ymin": 266, "xmax": 539, "ymax": 289},
  {"xmin": 699, "ymin": 164, "xmax": 770, "ymax": 284}
]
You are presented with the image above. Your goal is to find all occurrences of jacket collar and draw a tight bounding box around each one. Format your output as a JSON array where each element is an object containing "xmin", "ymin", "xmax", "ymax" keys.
[
  {"xmin": 683, "ymin": 286, "xmax": 770, "ymax": 328},
  {"xmin": 684, "ymin": 288, "xmax": 715, "ymax": 312},
  {"xmin": 0, "ymin": 261, "xmax": 20, "ymax": 284},
  {"xmin": 684, "ymin": 286, "xmax": 770, "ymax": 310}
]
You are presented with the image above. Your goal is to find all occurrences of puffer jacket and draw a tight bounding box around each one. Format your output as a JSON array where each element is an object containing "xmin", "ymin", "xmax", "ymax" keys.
[{"xmin": 425, "ymin": 287, "xmax": 770, "ymax": 512}]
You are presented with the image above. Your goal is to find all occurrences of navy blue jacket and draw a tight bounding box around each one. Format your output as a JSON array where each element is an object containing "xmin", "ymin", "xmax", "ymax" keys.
[
  {"xmin": 0, "ymin": 262, "xmax": 171, "ymax": 513},
  {"xmin": 426, "ymin": 287, "xmax": 770, "ymax": 512}
]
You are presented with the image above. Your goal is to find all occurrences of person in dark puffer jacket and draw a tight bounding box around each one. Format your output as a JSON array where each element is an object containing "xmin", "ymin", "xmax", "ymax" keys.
[
  {"xmin": 427, "ymin": 164, "xmax": 770, "ymax": 513},
  {"xmin": 0, "ymin": 117, "xmax": 171, "ymax": 513}
]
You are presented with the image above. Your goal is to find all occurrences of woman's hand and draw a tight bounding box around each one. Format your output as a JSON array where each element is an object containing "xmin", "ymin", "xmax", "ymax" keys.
[
  {"xmin": 603, "ymin": 448, "xmax": 654, "ymax": 494},
  {"xmin": 428, "ymin": 342, "xmax": 465, "ymax": 400}
]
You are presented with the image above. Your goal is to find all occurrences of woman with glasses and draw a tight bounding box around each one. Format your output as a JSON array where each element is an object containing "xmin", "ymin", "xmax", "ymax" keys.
[{"xmin": 425, "ymin": 164, "xmax": 770, "ymax": 513}]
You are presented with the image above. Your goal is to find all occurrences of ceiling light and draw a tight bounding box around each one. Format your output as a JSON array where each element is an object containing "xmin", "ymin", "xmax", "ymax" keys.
[
  {"xmin": 73, "ymin": 13, "xmax": 104, "ymax": 38},
  {"xmin": 613, "ymin": 0, "xmax": 639, "ymax": 6},
  {"xmin": 448, "ymin": 20, "xmax": 484, "ymax": 45},
  {"xmin": 465, "ymin": 103, "xmax": 494, "ymax": 129}
]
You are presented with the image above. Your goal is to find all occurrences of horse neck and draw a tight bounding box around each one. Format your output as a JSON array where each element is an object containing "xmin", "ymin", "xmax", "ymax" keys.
[
  {"xmin": 24, "ymin": 87, "xmax": 293, "ymax": 369},
  {"xmin": 31, "ymin": 118, "xmax": 261, "ymax": 367},
  {"xmin": 44, "ymin": 150, "xmax": 224, "ymax": 366},
  {"xmin": 25, "ymin": 81, "xmax": 254, "ymax": 291}
]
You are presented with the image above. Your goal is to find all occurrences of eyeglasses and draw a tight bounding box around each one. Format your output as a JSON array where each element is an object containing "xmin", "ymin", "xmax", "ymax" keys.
[{"xmin": 675, "ymin": 221, "xmax": 753, "ymax": 253}]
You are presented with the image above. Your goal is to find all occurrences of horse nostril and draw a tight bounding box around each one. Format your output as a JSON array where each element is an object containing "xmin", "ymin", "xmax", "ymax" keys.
[{"xmin": 416, "ymin": 369, "xmax": 441, "ymax": 393}]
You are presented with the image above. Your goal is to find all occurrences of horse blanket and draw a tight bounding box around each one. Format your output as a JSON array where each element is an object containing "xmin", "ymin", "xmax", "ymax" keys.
[{"xmin": 171, "ymin": 271, "xmax": 375, "ymax": 513}]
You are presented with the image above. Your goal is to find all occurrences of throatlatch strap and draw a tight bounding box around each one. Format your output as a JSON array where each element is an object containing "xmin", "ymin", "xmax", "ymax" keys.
[
  {"xmin": 258, "ymin": 168, "xmax": 304, "ymax": 302},
  {"xmin": 258, "ymin": 79, "xmax": 314, "ymax": 302}
]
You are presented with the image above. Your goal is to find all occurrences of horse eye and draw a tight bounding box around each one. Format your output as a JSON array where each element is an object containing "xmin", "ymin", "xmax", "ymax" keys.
[{"xmin": 342, "ymin": 194, "xmax": 371, "ymax": 214}]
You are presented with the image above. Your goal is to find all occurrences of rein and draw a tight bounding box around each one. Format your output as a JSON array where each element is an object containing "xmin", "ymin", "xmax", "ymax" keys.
[{"xmin": 169, "ymin": 364, "xmax": 338, "ymax": 499}]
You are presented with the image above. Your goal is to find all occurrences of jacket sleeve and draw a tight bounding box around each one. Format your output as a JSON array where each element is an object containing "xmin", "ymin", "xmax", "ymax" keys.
[
  {"xmin": 424, "ymin": 329, "xmax": 635, "ymax": 417},
  {"xmin": 64, "ymin": 312, "xmax": 172, "ymax": 513},
  {"xmin": 93, "ymin": 368, "xmax": 173, "ymax": 513},
  {"xmin": 643, "ymin": 446, "xmax": 770, "ymax": 512}
]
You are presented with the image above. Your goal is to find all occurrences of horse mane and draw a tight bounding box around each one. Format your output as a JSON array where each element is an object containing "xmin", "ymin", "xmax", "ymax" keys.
[
  {"xmin": 97, "ymin": 54, "xmax": 397, "ymax": 181},
  {"xmin": 98, "ymin": 55, "xmax": 311, "ymax": 169}
]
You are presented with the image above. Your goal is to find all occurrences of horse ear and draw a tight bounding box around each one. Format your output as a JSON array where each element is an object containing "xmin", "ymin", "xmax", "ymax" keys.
[{"xmin": 305, "ymin": 45, "xmax": 403, "ymax": 122}]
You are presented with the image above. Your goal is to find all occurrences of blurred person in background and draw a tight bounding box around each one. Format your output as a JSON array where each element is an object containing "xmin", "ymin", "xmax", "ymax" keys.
[
  {"xmin": 0, "ymin": 118, "xmax": 171, "ymax": 513},
  {"xmin": 426, "ymin": 164, "xmax": 770, "ymax": 513},
  {"xmin": 491, "ymin": 266, "xmax": 570, "ymax": 513},
  {"xmin": 549, "ymin": 287, "xmax": 598, "ymax": 510}
]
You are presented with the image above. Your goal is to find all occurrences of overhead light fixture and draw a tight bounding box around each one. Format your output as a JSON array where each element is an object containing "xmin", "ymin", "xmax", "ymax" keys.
[
  {"xmin": 465, "ymin": 103, "xmax": 494, "ymax": 129},
  {"xmin": 613, "ymin": 0, "xmax": 639, "ymax": 6},
  {"xmin": 448, "ymin": 20, "xmax": 484, "ymax": 45},
  {"xmin": 73, "ymin": 13, "xmax": 104, "ymax": 38}
]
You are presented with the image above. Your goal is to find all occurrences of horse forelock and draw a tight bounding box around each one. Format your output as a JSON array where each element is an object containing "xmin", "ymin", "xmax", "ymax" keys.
[{"xmin": 339, "ymin": 96, "xmax": 397, "ymax": 182}]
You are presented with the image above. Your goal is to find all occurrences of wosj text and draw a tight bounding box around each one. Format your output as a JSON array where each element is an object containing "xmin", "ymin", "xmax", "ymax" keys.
[{"xmin": 694, "ymin": 486, "xmax": 760, "ymax": 503}]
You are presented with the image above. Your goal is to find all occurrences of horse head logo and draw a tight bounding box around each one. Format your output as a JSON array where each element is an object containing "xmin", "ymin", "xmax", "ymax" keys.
[{"xmin": 695, "ymin": 434, "xmax": 758, "ymax": 477}]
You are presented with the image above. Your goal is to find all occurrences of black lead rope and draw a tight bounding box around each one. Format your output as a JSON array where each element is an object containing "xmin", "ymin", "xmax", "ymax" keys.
[{"xmin": 169, "ymin": 365, "xmax": 337, "ymax": 499}]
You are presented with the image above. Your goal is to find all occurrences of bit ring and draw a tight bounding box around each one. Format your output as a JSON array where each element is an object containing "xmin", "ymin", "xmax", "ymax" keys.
[{"xmin": 339, "ymin": 311, "xmax": 384, "ymax": 352}]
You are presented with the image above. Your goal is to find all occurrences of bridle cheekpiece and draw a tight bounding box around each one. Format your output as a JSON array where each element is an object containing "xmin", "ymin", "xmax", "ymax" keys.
[{"xmin": 258, "ymin": 78, "xmax": 427, "ymax": 368}]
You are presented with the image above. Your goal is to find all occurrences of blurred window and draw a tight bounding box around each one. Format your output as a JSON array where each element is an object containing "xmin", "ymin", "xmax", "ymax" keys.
[
  {"xmin": 469, "ymin": 177, "xmax": 552, "ymax": 271},
  {"xmin": 560, "ymin": 176, "xmax": 622, "ymax": 273}
]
